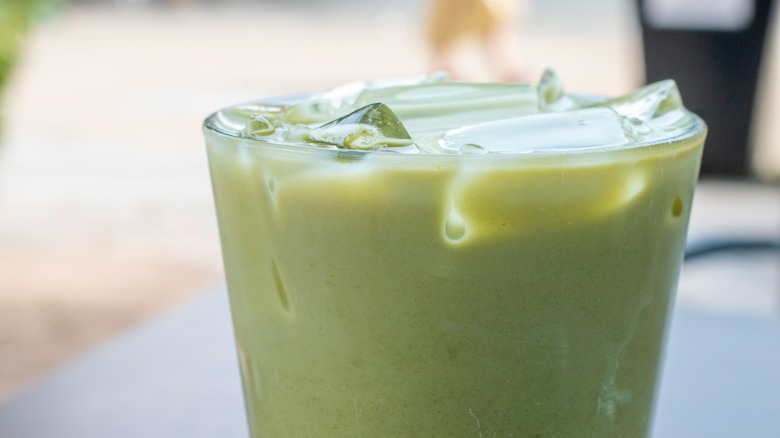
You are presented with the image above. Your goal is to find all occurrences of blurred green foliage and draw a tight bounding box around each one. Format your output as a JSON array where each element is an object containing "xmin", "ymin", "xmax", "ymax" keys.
[{"xmin": 0, "ymin": 0, "xmax": 63, "ymax": 95}]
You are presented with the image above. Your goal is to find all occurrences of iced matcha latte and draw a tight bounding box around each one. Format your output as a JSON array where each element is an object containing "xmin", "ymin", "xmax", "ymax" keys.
[{"xmin": 204, "ymin": 71, "xmax": 705, "ymax": 437}]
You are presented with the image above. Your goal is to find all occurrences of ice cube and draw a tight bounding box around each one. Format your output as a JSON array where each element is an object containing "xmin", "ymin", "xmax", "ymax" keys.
[
  {"xmin": 213, "ymin": 103, "xmax": 282, "ymax": 134},
  {"xmin": 280, "ymin": 73, "xmax": 450, "ymax": 125},
  {"xmin": 242, "ymin": 114, "xmax": 276, "ymax": 138},
  {"xmin": 537, "ymin": 68, "xmax": 577, "ymax": 112},
  {"xmin": 598, "ymin": 80, "xmax": 682, "ymax": 122},
  {"xmin": 439, "ymin": 108, "xmax": 629, "ymax": 154},
  {"xmin": 281, "ymin": 100, "xmax": 345, "ymax": 125},
  {"xmin": 306, "ymin": 103, "xmax": 414, "ymax": 150},
  {"xmin": 279, "ymin": 80, "xmax": 372, "ymax": 125},
  {"xmin": 352, "ymin": 71, "xmax": 450, "ymax": 105},
  {"xmin": 355, "ymin": 82, "xmax": 535, "ymax": 119},
  {"xmin": 355, "ymin": 82, "xmax": 538, "ymax": 152}
]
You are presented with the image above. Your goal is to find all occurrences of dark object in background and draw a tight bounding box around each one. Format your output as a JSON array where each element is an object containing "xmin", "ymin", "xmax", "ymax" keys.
[{"xmin": 637, "ymin": 0, "xmax": 777, "ymax": 177}]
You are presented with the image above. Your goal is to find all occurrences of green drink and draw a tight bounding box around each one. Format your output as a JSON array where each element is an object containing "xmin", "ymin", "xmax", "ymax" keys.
[{"xmin": 204, "ymin": 71, "xmax": 705, "ymax": 437}]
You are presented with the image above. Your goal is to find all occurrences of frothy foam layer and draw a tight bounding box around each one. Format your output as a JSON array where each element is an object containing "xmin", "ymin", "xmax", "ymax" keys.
[{"xmin": 206, "ymin": 70, "xmax": 701, "ymax": 155}]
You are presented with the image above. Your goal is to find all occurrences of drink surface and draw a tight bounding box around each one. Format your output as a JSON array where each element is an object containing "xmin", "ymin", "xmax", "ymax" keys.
[
  {"xmin": 204, "ymin": 71, "xmax": 705, "ymax": 437},
  {"xmin": 207, "ymin": 69, "xmax": 701, "ymax": 156}
]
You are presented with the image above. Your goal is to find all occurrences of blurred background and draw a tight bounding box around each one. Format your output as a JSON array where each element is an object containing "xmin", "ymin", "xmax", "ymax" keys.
[{"xmin": 0, "ymin": 0, "xmax": 778, "ymax": 403}]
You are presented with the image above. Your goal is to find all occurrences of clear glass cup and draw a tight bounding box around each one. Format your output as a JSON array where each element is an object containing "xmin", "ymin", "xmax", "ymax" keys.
[{"xmin": 204, "ymin": 86, "xmax": 706, "ymax": 437}]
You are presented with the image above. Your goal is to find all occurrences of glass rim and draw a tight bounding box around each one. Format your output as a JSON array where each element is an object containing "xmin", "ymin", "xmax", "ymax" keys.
[{"xmin": 203, "ymin": 93, "xmax": 708, "ymax": 159}]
